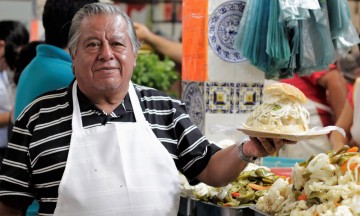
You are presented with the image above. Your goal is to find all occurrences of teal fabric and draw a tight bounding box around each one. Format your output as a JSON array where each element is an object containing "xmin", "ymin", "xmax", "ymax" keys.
[
  {"xmin": 233, "ymin": 0, "xmax": 360, "ymax": 79},
  {"xmin": 14, "ymin": 44, "xmax": 74, "ymax": 119},
  {"xmin": 26, "ymin": 200, "xmax": 39, "ymax": 216},
  {"xmin": 327, "ymin": 0, "xmax": 360, "ymax": 54},
  {"xmin": 234, "ymin": 0, "xmax": 271, "ymax": 75}
]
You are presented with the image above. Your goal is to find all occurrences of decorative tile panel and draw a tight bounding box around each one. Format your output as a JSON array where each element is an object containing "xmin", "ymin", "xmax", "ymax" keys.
[
  {"xmin": 182, "ymin": 81, "xmax": 263, "ymax": 116},
  {"xmin": 238, "ymin": 82, "xmax": 263, "ymax": 113},
  {"xmin": 205, "ymin": 82, "xmax": 234, "ymax": 113},
  {"xmin": 182, "ymin": 81, "xmax": 205, "ymax": 133}
]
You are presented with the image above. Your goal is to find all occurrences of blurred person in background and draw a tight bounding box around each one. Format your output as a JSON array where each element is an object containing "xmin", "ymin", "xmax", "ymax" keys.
[
  {"xmin": 134, "ymin": 22, "xmax": 182, "ymax": 64},
  {"xmin": 7, "ymin": 41, "xmax": 44, "ymax": 138},
  {"xmin": 134, "ymin": 22, "xmax": 182, "ymax": 96},
  {"xmin": 331, "ymin": 53, "xmax": 360, "ymax": 150},
  {"xmin": 14, "ymin": 0, "xmax": 99, "ymax": 120},
  {"xmin": 0, "ymin": 20, "xmax": 29, "ymax": 163},
  {"xmin": 13, "ymin": 41, "xmax": 45, "ymax": 87}
]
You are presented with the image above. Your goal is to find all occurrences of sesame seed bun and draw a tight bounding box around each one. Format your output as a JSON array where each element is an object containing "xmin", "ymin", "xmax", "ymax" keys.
[{"xmin": 264, "ymin": 83, "xmax": 307, "ymax": 104}]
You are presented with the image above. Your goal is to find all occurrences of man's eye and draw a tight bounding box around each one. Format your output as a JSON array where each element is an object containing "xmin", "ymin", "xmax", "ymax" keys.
[
  {"xmin": 112, "ymin": 42, "xmax": 124, "ymax": 47},
  {"xmin": 86, "ymin": 42, "xmax": 99, "ymax": 47}
]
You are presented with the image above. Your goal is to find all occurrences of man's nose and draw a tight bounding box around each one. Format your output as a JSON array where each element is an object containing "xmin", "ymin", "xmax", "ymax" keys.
[{"xmin": 98, "ymin": 43, "xmax": 114, "ymax": 61}]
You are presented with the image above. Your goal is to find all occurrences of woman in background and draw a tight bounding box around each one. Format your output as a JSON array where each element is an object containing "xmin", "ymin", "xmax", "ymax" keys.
[
  {"xmin": 0, "ymin": 20, "xmax": 29, "ymax": 163},
  {"xmin": 331, "ymin": 53, "xmax": 360, "ymax": 150}
]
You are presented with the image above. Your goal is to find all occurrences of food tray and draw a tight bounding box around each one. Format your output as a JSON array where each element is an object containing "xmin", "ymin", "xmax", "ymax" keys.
[{"xmin": 178, "ymin": 196, "xmax": 269, "ymax": 216}]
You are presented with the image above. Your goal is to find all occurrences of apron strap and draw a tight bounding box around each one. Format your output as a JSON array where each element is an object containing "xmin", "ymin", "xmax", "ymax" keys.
[
  {"xmin": 71, "ymin": 80, "xmax": 83, "ymax": 131},
  {"xmin": 71, "ymin": 81, "xmax": 147, "ymax": 132},
  {"xmin": 128, "ymin": 82, "xmax": 146, "ymax": 123}
]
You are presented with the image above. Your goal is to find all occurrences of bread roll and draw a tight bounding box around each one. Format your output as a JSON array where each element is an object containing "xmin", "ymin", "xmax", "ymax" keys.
[
  {"xmin": 245, "ymin": 82, "xmax": 310, "ymax": 133},
  {"xmin": 264, "ymin": 83, "xmax": 307, "ymax": 104}
]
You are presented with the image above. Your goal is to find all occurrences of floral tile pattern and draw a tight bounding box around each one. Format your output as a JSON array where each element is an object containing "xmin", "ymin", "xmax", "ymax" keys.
[
  {"xmin": 238, "ymin": 82, "xmax": 263, "ymax": 113},
  {"xmin": 182, "ymin": 81, "xmax": 263, "ymax": 115},
  {"xmin": 205, "ymin": 82, "xmax": 234, "ymax": 113}
]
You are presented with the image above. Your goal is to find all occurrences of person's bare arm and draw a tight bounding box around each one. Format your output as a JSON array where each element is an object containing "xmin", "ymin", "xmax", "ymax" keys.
[
  {"xmin": 0, "ymin": 201, "xmax": 26, "ymax": 216},
  {"xmin": 196, "ymin": 137, "xmax": 290, "ymax": 187},
  {"xmin": 330, "ymin": 100, "xmax": 353, "ymax": 150},
  {"xmin": 0, "ymin": 112, "xmax": 10, "ymax": 127},
  {"xmin": 134, "ymin": 22, "xmax": 182, "ymax": 64},
  {"xmin": 317, "ymin": 69, "xmax": 348, "ymax": 121}
]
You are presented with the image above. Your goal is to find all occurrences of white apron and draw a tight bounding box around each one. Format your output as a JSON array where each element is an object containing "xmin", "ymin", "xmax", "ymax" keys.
[
  {"xmin": 53, "ymin": 81, "xmax": 180, "ymax": 216},
  {"xmin": 351, "ymin": 78, "xmax": 360, "ymax": 145}
]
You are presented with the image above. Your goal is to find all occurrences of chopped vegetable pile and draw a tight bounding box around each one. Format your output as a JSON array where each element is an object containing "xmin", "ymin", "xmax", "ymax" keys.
[
  {"xmin": 180, "ymin": 167, "xmax": 281, "ymax": 207},
  {"xmin": 256, "ymin": 145, "xmax": 360, "ymax": 216}
]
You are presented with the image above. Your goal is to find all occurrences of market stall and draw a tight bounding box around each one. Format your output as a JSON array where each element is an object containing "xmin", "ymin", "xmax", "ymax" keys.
[{"xmin": 181, "ymin": 0, "xmax": 360, "ymax": 215}]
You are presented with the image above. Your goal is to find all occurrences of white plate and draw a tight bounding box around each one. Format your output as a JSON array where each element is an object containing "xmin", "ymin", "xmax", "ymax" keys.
[{"xmin": 237, "ymin": 127, "xmax": 330, "ymax": 141}]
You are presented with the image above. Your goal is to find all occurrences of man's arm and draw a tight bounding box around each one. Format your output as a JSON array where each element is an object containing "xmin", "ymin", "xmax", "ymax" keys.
[{"xmin": 196, "ymin": 137, "xmax": 289, "ymax": 187}]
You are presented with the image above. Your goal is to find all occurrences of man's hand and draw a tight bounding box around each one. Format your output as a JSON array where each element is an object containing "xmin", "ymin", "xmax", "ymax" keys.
[
  {"xmin": 242, "ymin": 137, "xmax": 297, "ymax": 158},
  {"xmin": 196, "ymin": 137, "xmax": 297, "ymax": 187}
]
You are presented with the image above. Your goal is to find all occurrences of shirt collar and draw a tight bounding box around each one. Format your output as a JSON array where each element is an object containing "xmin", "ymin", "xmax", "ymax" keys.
[{"xmin": 75, "ymin": 85, "xmax": 133, "ymax": 116}]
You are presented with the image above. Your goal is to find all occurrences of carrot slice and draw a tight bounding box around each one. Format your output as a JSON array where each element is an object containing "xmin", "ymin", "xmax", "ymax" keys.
[
  {"xmin": 346, "ymin": 146, "xmax": 359, "ymax": 153},
  {"xmin": 339, "ymin": 155, "xmax": 360, "ymax": 173},
  {"xmin": 247, "ymin": 183, "xmax": 271, "ymax": 191},
  {"xmin": 231, "ymin": 192, "xmax": 240, "ymax": 198},
  {"xmin": 297, "ymin": 194, "xmax": 307, "ymax": 201}
]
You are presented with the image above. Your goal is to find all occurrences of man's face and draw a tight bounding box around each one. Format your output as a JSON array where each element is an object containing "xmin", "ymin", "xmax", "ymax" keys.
[{"xmin": 72, "ymin": 13, "xmax": 137, "ymax": 95}]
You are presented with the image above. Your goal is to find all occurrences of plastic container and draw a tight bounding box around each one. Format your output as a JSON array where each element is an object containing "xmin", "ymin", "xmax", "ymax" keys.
[{"xmin": 260, "ymin": 156, "xmax": 304, "ymax": 168}]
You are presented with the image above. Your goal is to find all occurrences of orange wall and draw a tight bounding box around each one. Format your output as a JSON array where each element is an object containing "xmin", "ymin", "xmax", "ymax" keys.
[{"xmin": 182, "ymin": 0, "xmax": 208, "ymax": 81}]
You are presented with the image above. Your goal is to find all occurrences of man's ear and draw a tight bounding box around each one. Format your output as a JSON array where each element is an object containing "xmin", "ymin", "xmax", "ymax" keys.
[{"xmin": 133, "ymin": 52, "xmax": 138, "ymax": 67}]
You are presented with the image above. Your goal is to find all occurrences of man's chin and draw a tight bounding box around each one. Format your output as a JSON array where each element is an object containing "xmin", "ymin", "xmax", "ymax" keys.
[{"xmin": 95, "ymin": 80, "xmax": 127, "ymax": 91}]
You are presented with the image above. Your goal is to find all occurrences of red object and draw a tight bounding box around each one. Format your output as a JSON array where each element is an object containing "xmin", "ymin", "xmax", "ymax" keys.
[
  {"xmin": 270, "ymin": 167, "xmax": 292, "ymax": 177},
  {"xmin": 231, "ymin": 192, "xmax": 240, "ymax": 198},
  {"xmin": 348, "ymin": 87, "xmax": 355, "ymax": 108},
  {"xmin": 297, "ymin": 194, "xmax": 308, "ymax": 201}
]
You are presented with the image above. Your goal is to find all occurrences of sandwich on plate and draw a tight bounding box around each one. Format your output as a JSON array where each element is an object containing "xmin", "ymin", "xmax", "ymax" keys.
[{"xmin": 245, "ymin": 83, "xmax": 310, "ymax": 133}]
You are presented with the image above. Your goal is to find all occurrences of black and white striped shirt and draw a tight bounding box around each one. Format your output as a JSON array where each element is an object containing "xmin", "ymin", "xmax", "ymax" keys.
[{"xmin": 0, "ymin": 81, "xmax": 220, "ymax": 215}]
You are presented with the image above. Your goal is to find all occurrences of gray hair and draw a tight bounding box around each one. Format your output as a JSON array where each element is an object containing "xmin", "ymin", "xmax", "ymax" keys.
[{"xmin": 68, "ymin": 2, "xmax": 141, "ymax": 55}]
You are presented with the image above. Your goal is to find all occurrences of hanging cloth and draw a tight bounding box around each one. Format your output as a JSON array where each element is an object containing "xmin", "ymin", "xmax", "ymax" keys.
[
  {"xmin": 233, "ymin": 0, "xmax": 359, "ymax": 79},
  {"xmin": 234, "ymin": 0, "xmax": 272, "ymax": 76},
  {"xmin": 327, "ymin": 0, "xmax": 360, "ymax": 56},
  {"xmin": 297, "ymin": 1, "xmax": 336, "ymax": 76},
  {"xmin": 266, "ymin": 0, "xmax": 291, "ymax": 78}
]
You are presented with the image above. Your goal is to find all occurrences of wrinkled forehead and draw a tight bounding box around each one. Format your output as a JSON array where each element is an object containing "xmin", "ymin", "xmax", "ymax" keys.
[{"xmin": 79, "ymin": 14, "xmax": 128, "ymax": 38}]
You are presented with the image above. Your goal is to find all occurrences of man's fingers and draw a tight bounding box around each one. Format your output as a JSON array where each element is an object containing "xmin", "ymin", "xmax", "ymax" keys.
[{"xmin": 257, "ymin": 138, "xmax": 275, "ymax": 154}]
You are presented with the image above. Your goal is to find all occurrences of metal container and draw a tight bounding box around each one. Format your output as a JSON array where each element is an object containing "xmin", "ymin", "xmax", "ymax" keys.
[{"xmin": 178, "ymin": 197, "xmax": 270, "ymax": 216}]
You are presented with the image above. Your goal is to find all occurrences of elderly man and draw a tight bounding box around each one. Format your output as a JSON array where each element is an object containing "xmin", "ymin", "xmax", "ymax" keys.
[{"xmin": 0, "ymin": 3, "xmax": 288, "ymax": 215}]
